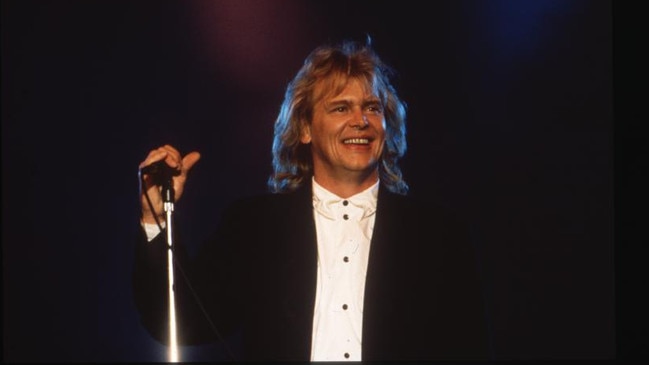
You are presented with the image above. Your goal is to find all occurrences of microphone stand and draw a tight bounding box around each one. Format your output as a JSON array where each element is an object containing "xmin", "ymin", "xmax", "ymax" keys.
[{"xmin": 161, "ymin": 176, "xmax": 179, "ymax": 362}]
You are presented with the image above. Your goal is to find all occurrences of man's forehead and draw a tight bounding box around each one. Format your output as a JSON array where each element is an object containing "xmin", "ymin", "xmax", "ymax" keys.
[{"xmin": 315, "ymin": 77, "xmax": 379, "ymax": 102}]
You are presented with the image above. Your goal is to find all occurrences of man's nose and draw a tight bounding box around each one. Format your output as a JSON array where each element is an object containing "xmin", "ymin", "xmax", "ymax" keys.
[{"xmin": 349, "ymin": 110, "xmax": 369, "ymax": 129}]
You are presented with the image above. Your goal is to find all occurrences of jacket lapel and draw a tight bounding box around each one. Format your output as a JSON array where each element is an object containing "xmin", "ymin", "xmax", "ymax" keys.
[
  {"xmin": 362, "ymin": 187, "xmax": 401, "ymax": 360},
  {"xmin": 274, "ymin": 183, "xmax": 318, "ymax": 359}
]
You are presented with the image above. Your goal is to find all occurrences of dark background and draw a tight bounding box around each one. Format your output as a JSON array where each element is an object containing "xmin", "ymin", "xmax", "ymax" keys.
[{"xmin": 2, "ymin": 0, "xmax": 629, "ymax": 361}]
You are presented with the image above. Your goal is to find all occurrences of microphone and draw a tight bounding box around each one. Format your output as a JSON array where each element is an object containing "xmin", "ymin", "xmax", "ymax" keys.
[
  {"xmin": 140, "ymin": 161, "xmax": 179, "ymax": 202},
  {"xmin": 140, "ymin": 160, "xmax": 178, "ymax": 176}
]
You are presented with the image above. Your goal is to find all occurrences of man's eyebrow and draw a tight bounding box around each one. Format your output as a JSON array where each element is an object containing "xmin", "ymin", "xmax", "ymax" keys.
[
  {"xmin": 364, "ymin": 97, "xmax": 381, "ymax": 104},
  {"xmin": 326, "ymin": 96, "xmax": 380, "ymax": 105},
  {"xmin": 324, "ymin": 99, "xmax": 352, "ymax": 108}
]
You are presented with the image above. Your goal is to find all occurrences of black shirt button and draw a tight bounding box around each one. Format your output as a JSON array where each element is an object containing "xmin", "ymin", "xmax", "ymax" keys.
[
  {"xmin": 344, "ymin": 353, "xmax": 350, "ymax": 359},
  {"xmin": 342, "ymin": 304, "xmax": 348, "ymax": 310},
  {"xmin": 343, "ymin": 200, "xmax": 349, "ymax": 206},
  {"xmin": 343, "ymin": 214, "xmax": 349, "ymax": 220},
  {"xmin": 343, "ymin": 256, "xmax": 349, "ymax": 262}
]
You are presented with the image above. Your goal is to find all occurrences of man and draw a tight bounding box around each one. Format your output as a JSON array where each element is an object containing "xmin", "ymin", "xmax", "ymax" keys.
[{"xmin": 134, "ymin": 39, "xmax": 490, "ymax": 361}]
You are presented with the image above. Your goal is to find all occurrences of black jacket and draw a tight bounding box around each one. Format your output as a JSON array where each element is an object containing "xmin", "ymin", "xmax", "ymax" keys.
[{"xmin": 133, "ymin": 182, "xmax": 490, "ymax": 361}]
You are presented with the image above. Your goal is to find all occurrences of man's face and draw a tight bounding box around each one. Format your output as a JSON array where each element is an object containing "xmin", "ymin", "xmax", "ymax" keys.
[{"xmin": 301, "ymin": 78, "xmax": 386, "ymax": 184}]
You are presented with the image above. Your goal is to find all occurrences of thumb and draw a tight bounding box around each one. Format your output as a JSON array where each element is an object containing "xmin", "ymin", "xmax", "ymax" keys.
[{"xmin": 181, "ymin": 151, "xmax": 201, "ymax": 174}]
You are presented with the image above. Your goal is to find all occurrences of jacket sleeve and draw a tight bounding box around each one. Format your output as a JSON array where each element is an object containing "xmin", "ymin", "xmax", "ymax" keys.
[{"xmin": 132, "ymin": 202, "xmax": 246, "ymax": 347}]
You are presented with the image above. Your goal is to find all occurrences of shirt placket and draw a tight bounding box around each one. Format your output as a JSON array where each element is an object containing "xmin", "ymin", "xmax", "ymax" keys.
[{"xmin": 339, "ymin": 199, "xmax": 363, "ymax": 360}]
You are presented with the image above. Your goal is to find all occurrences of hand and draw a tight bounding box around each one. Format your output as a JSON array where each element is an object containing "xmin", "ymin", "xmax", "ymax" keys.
[{"xmin": 138, "ymin": 144, "xmax": 201, "ymax": 224}]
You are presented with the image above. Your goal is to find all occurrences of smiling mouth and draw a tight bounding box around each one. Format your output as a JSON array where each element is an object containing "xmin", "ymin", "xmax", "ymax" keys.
[{"xmin": 343, "ymin": 138, "xmax": 370, "ymax": 145}]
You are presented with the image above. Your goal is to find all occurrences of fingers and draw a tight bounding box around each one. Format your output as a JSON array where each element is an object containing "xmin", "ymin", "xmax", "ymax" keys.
[
  {"xmin": 139, "ymin": 145, "xmax": 200, "ymax": 180},
  {"xmin": 138, "ymin": 146, "xmax": 169, "ymax": 170},
  {"xmin": 160, "ymin": 144, "xmax": 183, "ymax": 169}
]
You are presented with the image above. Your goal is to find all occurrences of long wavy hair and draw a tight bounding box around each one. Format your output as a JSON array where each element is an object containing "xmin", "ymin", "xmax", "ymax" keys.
[{"xmin": 268, "ymin": 38, "xmax": 409, "ymax": 195}]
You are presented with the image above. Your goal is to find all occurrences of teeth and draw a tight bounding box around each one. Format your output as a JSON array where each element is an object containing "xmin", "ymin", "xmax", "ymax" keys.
[{"xmin": 343, "ymin": 138, "xmax": 369, "ymax": 144}]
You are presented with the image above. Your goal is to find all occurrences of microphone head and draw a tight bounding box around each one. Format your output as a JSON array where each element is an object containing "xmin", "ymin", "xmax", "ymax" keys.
[{"xmin": 140, "ymin": 161, "xmax": 180, "ymax": 185}]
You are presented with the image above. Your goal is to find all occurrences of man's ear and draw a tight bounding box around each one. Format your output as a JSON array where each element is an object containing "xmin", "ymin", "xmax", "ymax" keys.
[{"xmin": 299, "ymin": 122, "xmax": 312, "ymax": 144}]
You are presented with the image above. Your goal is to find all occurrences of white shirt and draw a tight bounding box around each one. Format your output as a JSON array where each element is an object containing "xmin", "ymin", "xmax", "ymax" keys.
[{"xmin": 310, "ymin": 178, "xmax": 378, "ymax": 361}]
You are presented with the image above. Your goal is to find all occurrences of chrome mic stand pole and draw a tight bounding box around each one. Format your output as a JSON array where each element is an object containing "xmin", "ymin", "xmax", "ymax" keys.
[{"xmin": 161, "ymin": 176, "xmax": 179, "ymax": 362}]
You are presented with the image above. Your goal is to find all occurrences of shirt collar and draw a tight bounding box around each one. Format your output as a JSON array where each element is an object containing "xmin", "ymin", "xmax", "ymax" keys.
[{"xmin": 312, "ymin": 177, "xmax": 379, "ymax": 220}]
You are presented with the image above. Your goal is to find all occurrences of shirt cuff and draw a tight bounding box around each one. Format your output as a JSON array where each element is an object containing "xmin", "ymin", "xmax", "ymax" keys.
[{"xmin": 141, "ymin": 220, "xmax": 165, "ymax": 242}]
